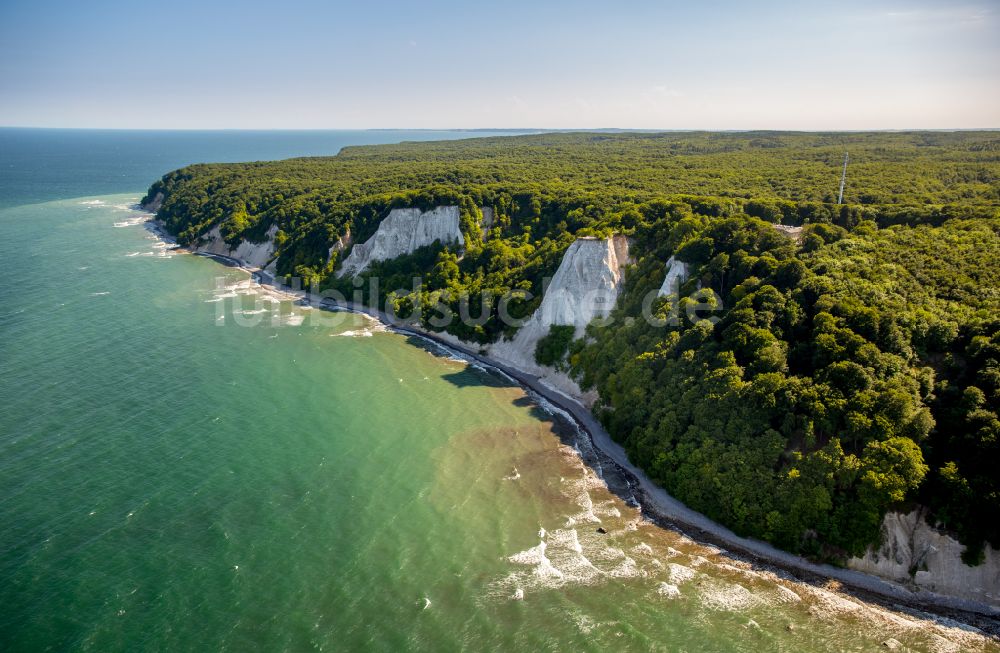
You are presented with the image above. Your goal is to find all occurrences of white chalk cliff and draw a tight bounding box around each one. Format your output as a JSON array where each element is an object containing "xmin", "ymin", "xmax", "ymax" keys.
[
  {"xmin": 328, "ymin": 227, "xmax": 352, "ymax": 263},
  {"xmin": 194, "ymin": 224, "xmax": 278, "ymax": 270},
  {"xmin": 848, "ymin": 509, "xmax": 1000, "ymax": 607},
  {"xmin": 141, "ymin": 192, "xmax": 164, "ymax": 213},
  {"xmin": 520, "ymin": 235, "xmax": 628, "ymax": 337},
  {"xmin": 337, "ymin": 206, "xmax": 464, "ymax": 277},
  {"xmin": 489, "ymin": 236, "xmax": 629, "ymax": 393},
  {"xmin": 480, "ymin": 206, "xmax": 495, "ymax": 238},
  {"xmin": 657, "ymin": 256, "xmax": 689, "ymax": 297}
]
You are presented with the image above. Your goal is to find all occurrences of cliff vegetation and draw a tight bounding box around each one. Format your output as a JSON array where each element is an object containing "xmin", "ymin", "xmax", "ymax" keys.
[{"xmin": 144, "ymin": 131, "xmax": 1000, "ymax": 563}]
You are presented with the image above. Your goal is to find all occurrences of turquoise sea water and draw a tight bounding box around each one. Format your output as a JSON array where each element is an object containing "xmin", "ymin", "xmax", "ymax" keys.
[{"xmin": 0, "ymin": 131, "xmax": 995, "ymax": 651}]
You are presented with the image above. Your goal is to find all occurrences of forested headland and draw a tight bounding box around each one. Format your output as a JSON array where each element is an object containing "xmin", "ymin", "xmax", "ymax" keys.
[{"xmin": 144, "ymin": 131, "xmax": 1000, "ymax": 564}]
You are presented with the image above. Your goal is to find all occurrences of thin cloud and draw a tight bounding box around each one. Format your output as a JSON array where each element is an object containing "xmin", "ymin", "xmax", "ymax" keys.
[{"xmin": 882, "ymin": 5, "xmax": 992, "ymax": 27}]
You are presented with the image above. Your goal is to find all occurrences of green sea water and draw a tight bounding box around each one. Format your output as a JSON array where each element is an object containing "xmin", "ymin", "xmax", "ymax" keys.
[{"xmin": 1, "ymin": 191, "xmax": 997, "ymax": 650}]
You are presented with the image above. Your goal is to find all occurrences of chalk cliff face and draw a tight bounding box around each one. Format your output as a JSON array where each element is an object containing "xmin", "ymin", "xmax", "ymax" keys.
[
  {"xmin": 337, "ymin": 206, "xmax": 464, "ymax": 277},
  {"xmin": 328, "ymin": 228, "xmax": 352, "ymax": 263},
  {"xmin": 657, "ymin": 256, "xmax": 689, "ymax": 297},
  {"xmin": 194, "ymin": 224, "xmax": 278, "ymax": 270},
  {"xmin": 527, "ymin": 235, "xmax": 627, "ymax": 338},
  {"xmin": 141, "ymin": 192, "xmax": 164, "ymax": 213},
  {"xmin": 480, "ymin": 206, "xmax": 494, "ymax": 238},
  {"xmin": 848, "ymin": 510, "xmax": 1000, "ymax": 607},
  {"xmin": 774, "ymin": 224, "xmax": 804, "ymax": 242},
  {"xmin": 490, "ymin": 236, "xmax": 629, "ymax": 382}
]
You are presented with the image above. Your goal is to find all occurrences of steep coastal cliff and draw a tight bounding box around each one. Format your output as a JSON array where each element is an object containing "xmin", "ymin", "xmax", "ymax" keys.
[
  {"xmin": 848, "ymin": 510, "xmax": 1000, "ymax": 607},
  {"xmin": 327, "ymin": 228, "xmax": 352, "ymax": 263},
  {"xmin": 141, "ymin": 130, "xmax": 1000, "ymax": 618},
  {"xmin": 184, "ymin": 210, "xmax": 1000, "ymax": 617},
  {"xmin": 192, "ymin": 224, "xmax": 278, "ymax": 269},
  {"xmin": 489, "ymin": 235, "xmax": 629, "ymax": 401},
  {"xmin": 337, "ymin": 206, "xmax": 463, "ymax": 277},
  {"xmin": 141, "ymin": 192, "xmax": 164, "ymax": 213}
]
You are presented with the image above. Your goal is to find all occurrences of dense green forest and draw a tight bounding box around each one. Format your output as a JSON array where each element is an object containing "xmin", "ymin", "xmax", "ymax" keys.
[{"xmin": 144, "ymin": 131, "xmax": 1000, "ymax": 563}]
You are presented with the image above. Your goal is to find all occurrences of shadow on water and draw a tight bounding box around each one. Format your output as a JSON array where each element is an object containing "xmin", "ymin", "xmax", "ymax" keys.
[
  {"xmin": 192, "ymin": 252, "xmax": 245, "ymax": 269},
  {"xmin": 412, "ymin": 334, "xmax": 639, "ymax": 510},
  {"xmin": 402, "ymin": 336, "xmax": 1000, "ymax": 636}
]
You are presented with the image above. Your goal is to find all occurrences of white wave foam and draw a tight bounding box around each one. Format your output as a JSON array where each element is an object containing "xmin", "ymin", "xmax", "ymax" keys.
[
  {"xmin": 113, "ymin": 216, "xmax": 145, "ymax": 228},
  {"xmin": 772, "ymin": 584, "xmax": 802, "ymax": 603},
  {"xmin": 590, "ymin": 546, "xmax": 645, "ymax": 578},
  {"xmin": 413, "ymin": 336, "xmax": 474, "ymax": 364},
  {"xmin": 606, "ymin": 555, "xmax": 643, "ymax": 579},
  {"xmin": 488, "ymin": 367, "xmax": 518, "ymax": 385},
  {"xmin": 632, "ymin": 542, "xmax": 654, "ymax": 556},
  {"xmin": 549, "ymin": 528, "xmax": 584, "ymax": 554},
  {"xmin": 657, "ymin": 582, "xmax": 681, "ymax": 599},
  {"xmin": 805, "ymin": 585, "xmax": 864, "ymax": 617},
  {"xmin": 666, "ymin": 563, "xmax": 697, "ymax": 584},
  {"xmin": 503, "ymin": 467, "xmax": 521, "ymax": 481},
  {"xmin": 529, "ymin": 392, "xmax": 580, "ymax": 434},
  {"xmin": 593, "ymin": 500, "xmax": 621, "ymax": 519},
  {"xmin": 560, "ymin": 453, "xmax": 607, "ymax": 526},
  {"xmin": 331, "ymin": 329, "xmax": 375, "ymax": 338},
  {"xmin": 508, "ymin": 540, "xmax": 563, "ymax": 580},
  {"xmin": 546, "ymin": 530, "xmax": 601, "ymax": 583},
  {"xmin": 573, "ymin": 613, "xmax": 598, "ymax": 634},
  {"xmin": 698, "ymin": 579, "xmax": 760, "ymax": 612},
  {"xmin": 90, "ymin": 291, "xmax": 110, "ymax": 296}
]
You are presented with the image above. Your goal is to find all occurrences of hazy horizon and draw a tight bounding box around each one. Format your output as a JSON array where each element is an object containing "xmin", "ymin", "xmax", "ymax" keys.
[
  {"xmin": 2, "ymin": 0, "xmax": 998, "ymax": 130},
  {"xmin": 2, "ymin": 126, "xmax": 999, "ymax": 132}
]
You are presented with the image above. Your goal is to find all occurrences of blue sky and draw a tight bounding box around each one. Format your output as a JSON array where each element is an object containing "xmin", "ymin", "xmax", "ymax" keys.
[{"xmin": 1, "ymin": 0, "xmax": 997, "ymax": 129}]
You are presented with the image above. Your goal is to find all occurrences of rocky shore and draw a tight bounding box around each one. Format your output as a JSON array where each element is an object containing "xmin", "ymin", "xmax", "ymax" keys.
[{"xmin": 145, "ymin": 208, "xmax": 1000, "ymax": 628}]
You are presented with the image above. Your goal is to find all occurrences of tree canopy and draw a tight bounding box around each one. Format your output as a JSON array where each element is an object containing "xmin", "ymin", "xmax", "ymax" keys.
[{"xmin": 144, "ymin": 130, "xmax": 1000, "ymax": 563}]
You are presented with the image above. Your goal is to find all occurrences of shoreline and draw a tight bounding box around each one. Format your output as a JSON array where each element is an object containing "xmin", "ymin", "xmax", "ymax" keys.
[
  {"xmin": 364, "ymin": 320, "xmax": 1000, "ymax": 627},
  {"xmin": 173, "ymin": 227, "xmax": 1000, "ymax": 628}
]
